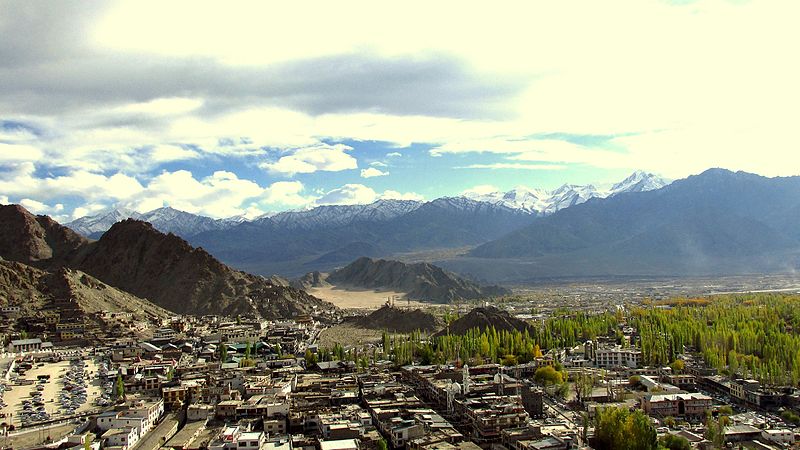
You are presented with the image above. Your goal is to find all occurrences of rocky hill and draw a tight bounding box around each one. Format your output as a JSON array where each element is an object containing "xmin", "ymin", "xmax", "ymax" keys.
[
  {"xmin": 291, "ymin": 271, "xmax": 330, "ymax": 290},
  {"xmin": 352, "ymin": 305, "xmax": 440, "ymax": 333},
  {"xmin": 0, "ymin": 205, "xmax": 335, "ymax": 319},
  {"xmin": 327, "ymin": 257, "xmax": 511, "ymax": 303},
  {"xmin": 0, "ymin": 258, "xmax": 171, "ymax": 320},
  {"xmin": 67, "ymin": 219, "xmax": 334, "ymax": 317},
  {"xmin": 0, "ymin": 204, "xmax": 87, "ymax": 265},
  {"xmin": 434, "ymin": 306, "xmax": 533, "ymax": 336}
]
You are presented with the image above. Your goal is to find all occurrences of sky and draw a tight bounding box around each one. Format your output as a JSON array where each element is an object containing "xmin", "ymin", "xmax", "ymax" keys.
[{"xmin": 1, "ymin": 0, "xmax": 800, "ymax": 221}]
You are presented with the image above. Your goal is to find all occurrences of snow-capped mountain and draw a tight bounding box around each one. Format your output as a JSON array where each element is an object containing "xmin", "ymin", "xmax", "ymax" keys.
[
  {"xmin": 66, "ymin": 208, "xmax": 143, "ymax": 237},
  {"xmin": 463, "ymin": 171, "xmax": 670, "ymax": 215},
  {"xmin": 66, "ymin": 206, "xmax": 235, "ymax": 239},
  {"xmin": 264, "ymin": 199, "xmax": 422, "ymax": 230},
  {"xmin": 65, "ymin": 171, "xmax": 669, "ymax": 240}
]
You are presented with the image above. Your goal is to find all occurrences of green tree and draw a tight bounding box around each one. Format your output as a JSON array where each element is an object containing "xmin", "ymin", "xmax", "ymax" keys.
[
  {"xmin": 219, "ymin": 344, "xmax": 228, "ymax": 363},
  {"xmin": 659, "ymin": 434, "xmax": 691, "ymax": 450},
  {"xmin": 670, "ymin": 359, "xmax": 685, "ymax": 374},
  {"xmin": 376, "ymin": 439, "xmax": 388, "ymax": 450},
  {"xmin": 534, "ymin": 365, "xmax": 563, "ymax": 386},
  {"xmin": 114, "ymin": 374, "xmax": 125, "ymax": 399},
  {"xmin": 572, "ymin": 371, "xmax": 595, "ymax": 404},
  {"xmin": 593, "ymin": 407, "xmax": 658, "ymax": 450},
  {"xmin": 305, "ymin": 349, "xmax": 318, "ymax": 366}
]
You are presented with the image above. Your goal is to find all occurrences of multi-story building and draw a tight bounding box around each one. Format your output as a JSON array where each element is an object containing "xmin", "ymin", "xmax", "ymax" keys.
[
  {"xmin": 594, "ymin": 346, "xmax": 642, "ymax": 368},
  {"xmin": 640, "ymin": 393, "xmax": 712, "ymax": 418}
]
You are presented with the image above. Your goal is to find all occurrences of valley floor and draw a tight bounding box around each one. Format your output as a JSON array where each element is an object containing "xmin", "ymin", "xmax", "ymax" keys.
[{"xmin": 307, "ymin": 286, "xmax": 428, "ymax": 309}]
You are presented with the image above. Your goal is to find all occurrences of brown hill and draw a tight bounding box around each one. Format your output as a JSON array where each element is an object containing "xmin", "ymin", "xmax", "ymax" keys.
[
  {"xmin": 0, "ymin": 205, "xmax": 335, "ymax": 319},
  {"xmin": 328, "ymin": 257, "xmax": 511, "ymax": 303},
  {"xmin": 353, "ymin": 305, "xmax": 440, "ymax": 333},
  {"xmin": 291, "ymin": 271, "xmax": 331, "ymax": 290},
  {"xmin": 0, "ymin": 204, "xmax": 87, "ymax": 265},
  {"xmin": 67, "ymin": 219, "xmax": 334, "ymax": 317},
  {"xmin": 0, "ymin": 258, "xmax": 171, "ymax": 320},
  {"xmin": 434, "ymin": 306, "xmax": 533, "ymax": 336}
]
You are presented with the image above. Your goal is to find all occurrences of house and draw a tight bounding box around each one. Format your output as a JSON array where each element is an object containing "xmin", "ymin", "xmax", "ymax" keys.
[{"xmin": 102, "ymin": 427, "xmax": 140, "ymax": 449}]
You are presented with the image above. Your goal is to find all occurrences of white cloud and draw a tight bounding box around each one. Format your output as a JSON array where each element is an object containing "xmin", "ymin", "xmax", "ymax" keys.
[
  {"xmin": 369, "ymin": 161, "xmax": 388, "ymax": 167},
  {"xmin": 0, "ymin": 195, "xmax": 8, "ymax": 204},
  {"xmin": 71, "ymin": 203, "xmax": 107, "ymax": 220},
  {"xmin": 0, "ymin": 143, "xmax": 44, "ymax": 163},
  {"xmin": 315, "ymin": 184, "xmax": 424, "ymax": 205},
  {"xmin": 261, "ymin": 181, "xmax": 315, "ymax": 206},
  {"xmin": 360, "ymin": 167, "xmax": 388, "ymax": 178},
  {"xmin": 461, "ymin": 185, "xmax": 500, "ymax": 196},
  {"xmin": 259, "ymin": 143, "xmax": 358, "ymax": 176},
  {"xmin": 457, "ymin": 163, "xmax": 567, "ymax": 171},
  {"xmin": 380, "ymin": 190, "xmax": 424, "ymax": 201},
  {"xmin": 316, "ymin": 184, "xmax": 377, "ymax": 206},
  {"xmin": 19, "ymin": 198, "xmax": 64, "ymax": 219},
  {"xmin": 150, "ymin": 144, "xmax": 200, "ymax": 162},
  {"xmin": 386, "ymin": 152, "xmax": 402, "ymax": 158}
]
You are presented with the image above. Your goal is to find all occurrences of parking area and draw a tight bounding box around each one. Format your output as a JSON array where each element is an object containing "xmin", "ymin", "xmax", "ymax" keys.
[{"xmin": 0, "ymin": 357, "xmax": 103, "ymax": 427}]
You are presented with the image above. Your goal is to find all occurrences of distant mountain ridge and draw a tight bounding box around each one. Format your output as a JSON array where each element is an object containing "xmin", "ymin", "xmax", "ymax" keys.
[
  {"xmin": 463, "ymin": 170, "xmax": 670, "ymax": 215},
  {"xmin": 449, "ymin": 169, "xmax": 800, "ymax": 281},
  {"xmin": 326, "ymin": 257, "xmax": 511, "ymax": 303},
  {"xmin": 67, "ymin": 206, "xmax": 236, "ymax": 239}
]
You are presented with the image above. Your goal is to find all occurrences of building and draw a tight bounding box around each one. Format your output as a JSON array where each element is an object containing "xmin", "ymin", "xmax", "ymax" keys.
[
  {"xmin": 102, "ymin": 427, "xmax": 140, "ymax": 449},
  {"xmin": 761, "ymin": 429, "xmax": 795, "ymax": 445},
  {"xmin": 594, "ymin": 347, "xmax": 642, "ymax": 368},
  {"xmin": 640, "ymin": 393, "xmax": 712, "ymax": 418},
  {"xmin": 8, "ymin": 338, "xmax": 44, "ymax": 352}
]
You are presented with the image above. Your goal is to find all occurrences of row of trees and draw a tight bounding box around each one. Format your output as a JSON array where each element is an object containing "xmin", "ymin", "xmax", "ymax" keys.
[{"xmin": 631, "ymin": 294, "xmax": 800, "ymax": 385}]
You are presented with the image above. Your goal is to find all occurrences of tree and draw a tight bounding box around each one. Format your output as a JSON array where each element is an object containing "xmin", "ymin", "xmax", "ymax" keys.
[
  {"xmin": 305, "ymin": 349, "xmax": 318, "ymax": 366},
  {"xmin": 593, "ymin": 407, "xmax": 658, "ymax": 450},
  {"xmin": 534, "ymin": 366, "xmax": 563, "ymax": 387},
  {"xmin": 114, "ymin": 374, "xmax": 125, "ymax": 399},
  {"xmin": 659, "ymin": 434, "xmax": 691, "ymax": 450},
  {"xmin": 572, "ymin": 371, "xmax": 595, "ymax": 404},
  {"xmin": 670, "ymin": 359, "xmax": 685, "ymax": 374},
  {"xmin": 219, "ymin": 344, "xmax": 228, "ymax": 363},
  {"xmin": 704, "ymin": 413, "xmax": 728, "ymax": 449},
  {"xmin": 376, "ymin": 439, "xmax": 388, "ymax": 450}
]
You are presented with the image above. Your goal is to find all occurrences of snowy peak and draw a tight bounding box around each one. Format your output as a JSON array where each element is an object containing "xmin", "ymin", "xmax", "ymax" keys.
[
  {"xmin": 66, "ymin": 208, "xmax": 143, "ymax": 237},
  {"xmin": 610, "ymin": 170, "xmax": 670, "ymax": 195},
  {"xmin": 66, "ymin": 206, "xmax": 234, "ymax": 239},
  {"xmin": 268, "ymin": 199, "xmax": 422, "ymax": 229},
  {"xmin": 460, "ymin": 171, "xmax": 671, "ymax": 215}
]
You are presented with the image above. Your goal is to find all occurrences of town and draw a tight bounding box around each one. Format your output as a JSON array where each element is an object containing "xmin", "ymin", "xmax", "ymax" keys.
[{"xmin": 3, "ymin": 292, "xmax": 800, "ymax": 450}]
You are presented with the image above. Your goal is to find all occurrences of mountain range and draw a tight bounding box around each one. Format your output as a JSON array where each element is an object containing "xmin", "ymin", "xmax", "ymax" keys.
[
  {"xmin": 0, "ymin": 204, "xmax": 334, "ymax": 319},
  {"xmin": 440, "ymin": 169, "xmax": 800, "ymax": 282},
  {"xmin": 62, "ymin": 171, "xmax": 669, "ymax": 276}
]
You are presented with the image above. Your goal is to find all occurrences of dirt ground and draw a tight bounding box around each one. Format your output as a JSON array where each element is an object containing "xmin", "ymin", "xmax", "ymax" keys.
[
  {"xmin": 1, "ymin": 358, "xmax": 102, "ymax": 427},
  {"xmin": 308, "ymin": 286, "xmax": 427, "ymax": 309},
  {"xmin": 318, "ymin": 324, "xmax": 385, "ymax": 348}
]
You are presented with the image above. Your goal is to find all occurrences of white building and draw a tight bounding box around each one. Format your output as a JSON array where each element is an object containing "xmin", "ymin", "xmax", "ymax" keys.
[
  {"xmin": 594, "ymin": 347, "xmax": 642, "ymax": 368},
  {"xmin": 102, "ymin": 426, "xmax": 140, "ymax": 449},
  {"xmin": 761, "ymin": 429, "xmax": 795, "ymax": 445}
]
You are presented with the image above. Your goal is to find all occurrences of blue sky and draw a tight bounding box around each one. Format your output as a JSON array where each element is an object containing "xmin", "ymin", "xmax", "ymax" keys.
[{"xmin": 1, "ymin": 1, "xmax": 799, "ymax": 220}]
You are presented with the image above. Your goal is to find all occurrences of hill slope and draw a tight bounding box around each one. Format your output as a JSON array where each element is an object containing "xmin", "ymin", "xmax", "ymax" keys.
[
  {"xmin": 434, "ymin": 306, "xmax": 533, "ymax": 336},
  {"xmin": 327, "ymin": 257, "xmax": 510, "ymax": 303},
  {"xmin": 465, "ymin": 169, "xmax": 800, "ymax": 279},
  {"xmin": 67, "ymin": 219, "xmax": 335, "ymax": 317},
  {"xmin": 352, "ymin": 305, "xmax": 441, "ymax": 333},
  {"xmin": 0, "ymin": 205, "xmax": 335, "ymax": 319},
  {"xmin": 0, "ymin": 258, "xmax": 171, "ymax": 320}
]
